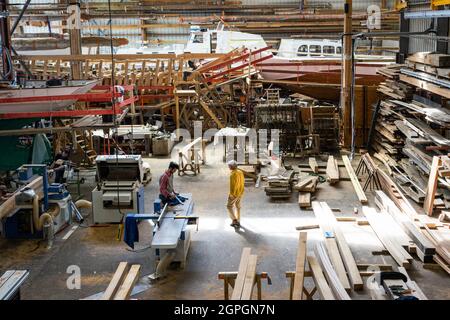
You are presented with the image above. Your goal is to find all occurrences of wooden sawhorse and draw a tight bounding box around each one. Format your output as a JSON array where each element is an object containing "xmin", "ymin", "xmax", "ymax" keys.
[
  {"xmin": 218, "ymin": 272, "xmax": 271, "ymax": 300},
  {"xmin": 178, "ymin": 137, "xmax": 206, "ymax": 176}
]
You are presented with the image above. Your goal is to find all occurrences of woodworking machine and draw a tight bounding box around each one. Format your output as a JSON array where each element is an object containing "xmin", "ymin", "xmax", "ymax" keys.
[
  {"xmin": 0, "ymin": 165, "xmax": 73, "ymax": 241},
  {"xmin": 92, "ymin": 155, "xmax": 145, "ymax": 224},
  {"xmin": 124, "ymin": 193, "xmax": 198, "ymax": 280}
]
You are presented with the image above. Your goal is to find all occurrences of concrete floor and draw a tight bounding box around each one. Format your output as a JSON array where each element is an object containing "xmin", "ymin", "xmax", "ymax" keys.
[{"xmin": 1, "ymin": 145, "xmax": 449, "ymax": 300}]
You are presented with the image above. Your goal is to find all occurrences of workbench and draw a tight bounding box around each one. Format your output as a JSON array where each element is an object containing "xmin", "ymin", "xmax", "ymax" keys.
[{"xmin": 0, "ymin": 270, "xmax": 29, "ymax": 300}]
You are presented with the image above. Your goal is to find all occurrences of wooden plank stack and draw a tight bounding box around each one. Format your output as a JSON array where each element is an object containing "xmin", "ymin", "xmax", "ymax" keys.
[
  {"xmin": 264, "ymin": 169, "xmax": 295, "ymax": 199},
  {"xmin": 359, "ymin": 154, "xmax": 450, "ymax": 274},
  {"xmin": 374, "ymin": 52, "xmax": 450, "ymax": 214},
  {"xmin": 377, "ymin": 64, "xmax": 413, "ymax": 101},
  {"xmin": 363, "ymin": 207, "xmax": 414, "ymax": 269},
  {"xmin": 312, "ymin": 202, "xmax": 363, "ymax": 291}
]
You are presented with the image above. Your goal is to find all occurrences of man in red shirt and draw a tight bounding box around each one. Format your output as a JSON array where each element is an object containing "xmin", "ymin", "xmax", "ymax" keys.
[{"xmin": 159, "ymin": 162, "xmax": 180, "ymax": 204}]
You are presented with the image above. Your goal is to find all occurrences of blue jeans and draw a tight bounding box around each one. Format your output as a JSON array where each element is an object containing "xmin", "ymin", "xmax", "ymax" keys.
[{"xmin": 159, "ymin": 194, "xmax": 187, "ymax": 206}]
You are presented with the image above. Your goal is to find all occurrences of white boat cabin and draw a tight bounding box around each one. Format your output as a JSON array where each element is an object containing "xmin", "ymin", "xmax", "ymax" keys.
[{"xmin": 277, "ymin": 39, "xmax": 342, "ymax": 59}]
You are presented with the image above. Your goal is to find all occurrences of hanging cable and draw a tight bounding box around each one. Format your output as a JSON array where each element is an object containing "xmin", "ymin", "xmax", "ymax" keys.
[{"xmin": 106, "ymin": 0, "xmax": 125, "ymax": 226}]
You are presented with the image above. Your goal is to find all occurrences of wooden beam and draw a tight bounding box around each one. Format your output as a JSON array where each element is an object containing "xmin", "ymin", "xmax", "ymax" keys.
[
  {"xmin": 362, "ymin": 207, "xmax": 412, "ymax": 268},
  {"xmin": 0, "ymin": 176, "xmax": 43, "ymax": 220},
  {"xmin": 307, "ymin": 255, "xmax": 335, "ymax": 300},
  {"xmin": 113, "ymin": 264, "xmax": 141, "ymax": 300},
  {"xmin": 312, "ymin": 202, "xmax": 351, "ymax": 291},
  {"xmin": 198, "ymin": 99, "xmax": 225, "ymax": 129},
  {"xmin": 399, "ymin": 74, "xmax": 450, "ymax": 99},
  {"xmin": 292, "ymin": 232, "xmax": 308, "ymax": 300},
  {"xmin": 326, "ymin": 156, "xmax": 340, "ymax": 184},
  {"xmin": 101, "ymin": 262, "xmax": 129, "ymax": 300},
  {"xmin": 231, "ymin": 248, "xmax": 251, "ymax": 300},
  {"xmin": 321, "ymin": 202, "xmax": 363, "ymax": 291},
  {"xmin": 424, "ymin": 156, "xmax": 441, "ymax": 216},
  {"xmin": 342, "ymin": 0, "xmax": 353, "ymax": 142},
  {"xmin": 298, "ymin": 192, "xmax": 311, "ymax": 208},
  {"xmin": 342, "ymin": 155, "xmax": 368, "ymax": 204},
  {"xmin": 68, "ymin": 1, "xmax": 82, "ymax": 79},
  {"xmin": 240, "ymin": 254, "xmax": 258, "ymax": 300},
  {"xmin": 314, "ymin": 242, "xmax": 351, "ymax": 300},
  {"xmin": 309, "ymin": 157, "xmax": 319, "ymax": 173}
]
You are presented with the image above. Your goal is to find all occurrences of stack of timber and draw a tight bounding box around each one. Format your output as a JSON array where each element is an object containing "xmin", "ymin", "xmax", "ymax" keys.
[
  {"xmin": 360, "ymin": 154, "xmax": 450, "ymax": 274},
  {"xmin": 372, "ymin": 100, "xmax": 406, "ymax": 158},
  {"xmin": 375, "ymin": 190, "xmax": 436, "ymax": 264},
  {"xmin": 362, "ymin": 206, "xmax": 414, "ymax": 269},
  {"xmin": 312, "ymin": 202, "xmax": 363, "ymax": 292},
  {"xmin": 264, "ymin": 169, "xmax": 295, "ymax": 199},
  {"xmin": 373, "ymin": 52, "xmax": 450, "ymax": 211},
  {"xmin": 377, "ymin": 64, "xmax": 413, "ymax": 101},
  {"xmin": 294, "ymin": 175, "xmax": 319, "ymax": 208}
]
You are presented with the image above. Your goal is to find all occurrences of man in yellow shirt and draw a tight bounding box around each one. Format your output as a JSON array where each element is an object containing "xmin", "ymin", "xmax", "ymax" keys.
[{"xmin": 226, "ymin": 160, "xmax": 245, "ymax": 228}]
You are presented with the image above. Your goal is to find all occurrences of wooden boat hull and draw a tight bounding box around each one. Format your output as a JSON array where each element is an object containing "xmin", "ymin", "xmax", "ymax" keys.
[
  {"xmin": 258, "ymin": 56, "xmax": 385, "ymax": 86},
  {"xmin": 0, "ymin": 80, "xmax": 99, "ymax": 114}
]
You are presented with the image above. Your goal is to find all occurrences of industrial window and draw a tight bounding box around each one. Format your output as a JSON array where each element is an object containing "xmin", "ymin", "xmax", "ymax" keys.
[
  {"xmin": 297, "ymin": 45, "xmax": 308, "ymax": 56},
  {"xmin": 309, "ymin": 45, "xmax": 322, "ymax": 56},
  {"xmin": 336, "ymin": 46, "xmax": 342, "ymax": 54},
  {"xmin": 323, "ymin": 46, "xmax": 335, "ymax": 55}
]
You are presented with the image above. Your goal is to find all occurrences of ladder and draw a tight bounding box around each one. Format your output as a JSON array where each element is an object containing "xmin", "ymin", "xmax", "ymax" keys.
[{"xmin": 74, "ymin": 130, "xmax": 97, "ymax": 166}]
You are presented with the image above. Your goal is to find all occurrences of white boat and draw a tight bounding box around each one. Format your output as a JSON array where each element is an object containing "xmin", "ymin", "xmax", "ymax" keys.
[
  {"xmin": 186, "ymin": 26, "xmax": 391, "ymax": 78},
  {"xmin": 0, "ymin": 79, "xmax": 99, "ymax": 114}
]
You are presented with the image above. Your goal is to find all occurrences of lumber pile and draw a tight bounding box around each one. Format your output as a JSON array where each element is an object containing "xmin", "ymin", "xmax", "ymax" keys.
[
  {"xmin": 377, "ymin": 64, "xmax": 413, "ymax": 101},
  {"xmin": 373, "ymin": 52, "xmax": 450, "ymax": 213},
  {"xmin": 362, "ymin": 207, "xmax": 413, "ymax": 269},
  {"xmin": 264, "ymin": 169, "xmax": 295, "ymax": 199},
  {"xmin": 375, "ymin": 190, "xmax": 436, "ymax": 263},
  {"xmin": 359, "ymin": 154, "xmax": 450, "ymax": 274},
  {"xmin": 101, "ymin": 262, "xmax": 141, "ymax": 300},
  {"xmin": 312, "ymin": 202, "xmax": 363, "ymax": 291}
]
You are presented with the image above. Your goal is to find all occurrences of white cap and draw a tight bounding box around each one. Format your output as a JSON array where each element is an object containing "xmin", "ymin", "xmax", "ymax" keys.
[{"xmin": 227, "ymin": 160, "xmax": 237, "ymax": 168}]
